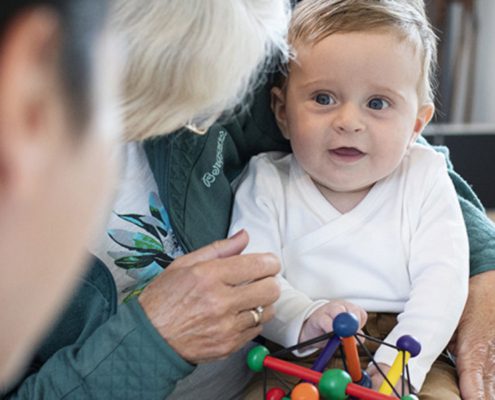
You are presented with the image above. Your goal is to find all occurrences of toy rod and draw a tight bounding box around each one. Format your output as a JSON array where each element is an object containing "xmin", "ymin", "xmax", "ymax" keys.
[
  {"xmin": 346, "ymin": 382, "xmax": 398, "ymax": 400},
  {"xmin": 378, "ymin": 335, "xmax": 421, "ymax": 395},
  {"xmin": 342, "ymin": 336, "xmax": 362, "ymax": 381},
  {"xmin": 261, "ymin": 356, "xmax": 398, "ymax": 400},
  {"xmin": 264, "ymin": 356, "xmax": 322, "ymax": 383},
  {"xmin": 312, "ymin": 335, "xmax": 340, "ymax": 372}
]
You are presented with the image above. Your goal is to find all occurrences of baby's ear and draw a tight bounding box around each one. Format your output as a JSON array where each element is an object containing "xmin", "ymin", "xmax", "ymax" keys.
[
  {"xmin": 411, "ymin": 103, "xmax": 434, "ymax": 143},
  {"xmin": 271, "ymin": 86, "xmax": 290, "ymax": 140}
]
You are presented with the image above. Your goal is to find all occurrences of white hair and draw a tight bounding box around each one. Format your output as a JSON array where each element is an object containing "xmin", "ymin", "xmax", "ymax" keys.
[{"xmin": 111, "ymin": 0, "xmax": 291, "ymax": 141}]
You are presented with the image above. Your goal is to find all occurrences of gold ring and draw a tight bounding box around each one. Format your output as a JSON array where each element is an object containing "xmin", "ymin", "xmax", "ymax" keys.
[
  {"xmin": 250, "ymin": 306, "xmax": 264, "ymax": 327},
  {"xmin": 250, "ymin": 309, "xmax": 261, "ymax": 327}
]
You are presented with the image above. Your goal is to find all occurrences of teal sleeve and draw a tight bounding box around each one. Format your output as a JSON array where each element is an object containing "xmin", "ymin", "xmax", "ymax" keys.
[
  {"xmin": 448, "ymin": 170, "xmax": 495, "ymax": 276},
  {"xmin": 4, "ymin": 299, "xmax": 194, "ymax": 399},
  {"xmin": 418, "ymin": 137, "xmax": 495, "ymax": 276}
]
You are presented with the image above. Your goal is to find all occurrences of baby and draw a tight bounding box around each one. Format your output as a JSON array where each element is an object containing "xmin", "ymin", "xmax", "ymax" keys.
[{"xmin": 230, "ymin": 0, "xmax": 468, "ymax": 397}]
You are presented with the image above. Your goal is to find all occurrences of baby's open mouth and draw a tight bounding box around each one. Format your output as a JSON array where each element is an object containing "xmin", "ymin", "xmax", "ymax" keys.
[{"xmin": 330, "ymin": 147, "xmax": 364, "ymax": 157}]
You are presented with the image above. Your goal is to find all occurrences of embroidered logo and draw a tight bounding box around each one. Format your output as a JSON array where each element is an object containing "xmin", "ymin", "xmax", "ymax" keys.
[{"xmin": 202, "ymin": 130, "xmax": 227, "ymax": 187}]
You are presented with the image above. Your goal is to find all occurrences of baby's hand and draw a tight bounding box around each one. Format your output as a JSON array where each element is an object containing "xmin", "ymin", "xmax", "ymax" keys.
[
  {"xmin": 299, "ymin": 300, "xmax": 367, "ymax": 345},
  {"xmin": 367, "ymin": 363, "xmax": 411, "ymax": 394}
]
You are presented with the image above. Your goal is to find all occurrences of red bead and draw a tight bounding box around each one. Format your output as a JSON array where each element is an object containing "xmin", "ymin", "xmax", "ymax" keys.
[{"xmin": 266, "ymin": 387, "xmax": 286, "ymax": 400}]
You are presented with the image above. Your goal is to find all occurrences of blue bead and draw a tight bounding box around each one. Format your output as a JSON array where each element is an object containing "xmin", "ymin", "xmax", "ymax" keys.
[
  {"xmin": 333, "ymin": 312, "xmax": 359, "ymax": 338},
  {"xmin": 396, "ymin": 335, "xmax": 421, "ymax": 357},
  {"xmin": 357, "ymin": 370, "xmax": 372, "ymax": 388}
]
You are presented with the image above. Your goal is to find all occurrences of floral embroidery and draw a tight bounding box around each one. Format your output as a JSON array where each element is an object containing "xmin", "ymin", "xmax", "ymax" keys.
[{"xmin": 108, "ymin": 192, "xmax": 183, "ymax": 301}]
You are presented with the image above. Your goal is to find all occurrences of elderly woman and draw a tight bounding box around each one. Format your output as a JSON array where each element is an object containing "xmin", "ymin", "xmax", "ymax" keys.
[{"xmin": 4, "ymin": 1, "xmax": 291, "ymax": 399}]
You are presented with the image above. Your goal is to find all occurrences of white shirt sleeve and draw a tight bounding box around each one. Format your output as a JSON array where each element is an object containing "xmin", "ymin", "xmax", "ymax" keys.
[
  {"xmin": 229, "ymin": 154, "xmax": 325, "ymax": 350},
  {"xmin": 373, "ymin": 153, "xmax": 469, "ymax": 390}
]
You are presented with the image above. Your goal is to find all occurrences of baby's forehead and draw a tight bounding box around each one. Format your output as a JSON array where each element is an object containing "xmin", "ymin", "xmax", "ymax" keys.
[
  {"xmin": 290, "ymin": 29, "xmax": 421, "ymax": 71},
  {"xmin": 285, "ymin": 31, "xmax": 424, "ymax": 100},
  {"xmin": 289, "ymin": 29, "xmax": 424, "ymax": 91},
  {"xmin": 288, "ymin": 0, "xmax": 428, "ymax": 49},
  {"xmin": 293, "ymin": 26, "xmax": 422, "ymax": 55}
]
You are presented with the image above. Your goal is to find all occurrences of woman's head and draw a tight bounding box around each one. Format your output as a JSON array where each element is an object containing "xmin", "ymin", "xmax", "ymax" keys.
[{"xmin": 112, "ymin": 0, "xmax": 291, "ymax": 140}]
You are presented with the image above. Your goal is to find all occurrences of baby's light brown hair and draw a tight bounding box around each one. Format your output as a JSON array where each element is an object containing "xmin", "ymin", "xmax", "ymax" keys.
[{"xmin": 287, "ymin": 0, "xmax": 438, "ymax": 103}]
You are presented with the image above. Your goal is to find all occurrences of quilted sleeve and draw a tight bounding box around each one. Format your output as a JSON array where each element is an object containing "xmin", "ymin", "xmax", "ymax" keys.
[
  {"xmin": 445, "ymin": 160, "xmax": 495, "ymax": 276},
  {"xmin": 3, "ymin": 259, "xmax": 194, "ymax": 400},
  {"xmin": 4, "ymin": 299, "xmax": 193, "ymax": 399},
  {"xmin": 417, "ymin": 137, "xmax": 495, "ymax": 276}
]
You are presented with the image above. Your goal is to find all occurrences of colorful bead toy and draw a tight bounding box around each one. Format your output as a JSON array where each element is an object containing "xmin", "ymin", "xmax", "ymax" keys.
[{"xmin": 246, "ymin": 312, "xmax": 421, "ymax": 400}]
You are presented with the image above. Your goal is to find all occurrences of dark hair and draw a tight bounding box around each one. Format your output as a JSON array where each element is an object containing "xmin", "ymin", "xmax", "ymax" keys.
[{"xmin": 0, "ymin": 0, "xmax": 109, "ymax": 126}]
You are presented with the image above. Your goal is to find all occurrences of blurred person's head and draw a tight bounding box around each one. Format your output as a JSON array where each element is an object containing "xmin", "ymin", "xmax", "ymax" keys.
[
  {"xmin": 0, "ymin": 0, "xmax": 121, "ymax": 385},
  {"xmin": 111, "ymin": 0, "xmax": 291, "ymax": 140}
]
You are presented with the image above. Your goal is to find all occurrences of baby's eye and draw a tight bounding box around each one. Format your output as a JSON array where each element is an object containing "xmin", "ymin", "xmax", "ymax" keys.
[
  {"xmin": 314, "ymin": 93, "xmax": 334, "ymax": 105},
  {"xmin": 368, "ymin": 98, "xmax": 390, "ymax": 110}
]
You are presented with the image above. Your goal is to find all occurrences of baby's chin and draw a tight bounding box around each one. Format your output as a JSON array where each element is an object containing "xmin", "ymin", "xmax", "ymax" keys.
[
  {"xmin": 317, "ymin": 180, "xmax": 377, "ymax": 194},
  {"xmin": 309, "ymin": 168, "xmax": 384, "ymax": 195}
]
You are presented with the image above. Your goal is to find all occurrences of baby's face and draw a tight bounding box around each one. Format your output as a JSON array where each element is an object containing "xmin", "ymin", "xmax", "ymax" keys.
[{"xmin": 275, "ymin": 30, "xmax": 432, "ymax": 201}]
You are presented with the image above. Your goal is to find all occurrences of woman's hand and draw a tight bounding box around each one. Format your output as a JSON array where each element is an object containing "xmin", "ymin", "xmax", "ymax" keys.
[
  {"xmin": 138, "ymin": 230, "xmax": 280, "ymax": 364},
  {"xmin": 453, "ymin": 270, "xmax": 495, "ymax": 400}
]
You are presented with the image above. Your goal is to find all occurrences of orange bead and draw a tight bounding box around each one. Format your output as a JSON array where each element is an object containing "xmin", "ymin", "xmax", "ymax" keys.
[{"xmin": 291, "ymin": 382, "xmax": 319, "ymax": 400}]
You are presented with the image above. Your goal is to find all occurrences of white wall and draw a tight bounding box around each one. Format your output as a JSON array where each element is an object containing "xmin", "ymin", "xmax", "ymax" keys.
[{"xmin": 471, "ymin": 0, "xmax": 495, "ymax": 123}]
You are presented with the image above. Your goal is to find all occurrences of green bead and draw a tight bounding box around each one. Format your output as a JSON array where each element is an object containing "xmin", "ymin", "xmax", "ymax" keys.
[
  {"xmin": 282, "ymin": 398, "xmax": 290, "ymax": 400},
  {"xmin": 246, "ymin": 345, "xmax": 269, "ymax": 372},
  {"xmin": 318, "ymin": 369, "xmax": 351, "ymax": 400},
  {"xmin": 400, "ymin": 396, "xmax": 419, "ymax": 400}
]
